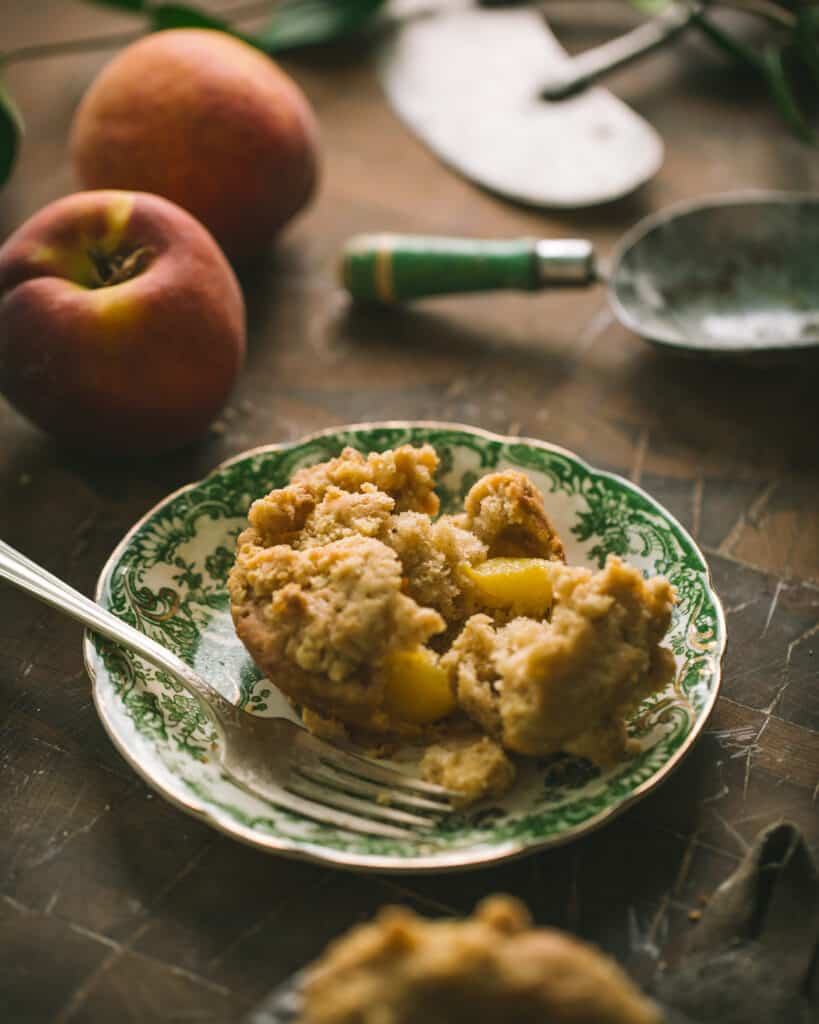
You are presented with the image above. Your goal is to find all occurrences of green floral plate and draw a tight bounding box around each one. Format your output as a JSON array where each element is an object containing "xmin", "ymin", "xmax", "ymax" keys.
[{"xmin": 84, "ymin": 422, "xmax": 725, "ymax": 873}]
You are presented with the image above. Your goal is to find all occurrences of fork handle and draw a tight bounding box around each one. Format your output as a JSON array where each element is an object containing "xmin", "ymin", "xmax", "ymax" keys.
[{"xmin": 0, "ymin": 539, "xmax": 240, "ymax": 719}]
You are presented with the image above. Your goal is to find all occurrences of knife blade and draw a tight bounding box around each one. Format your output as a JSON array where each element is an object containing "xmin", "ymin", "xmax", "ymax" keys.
[{"xmin": 376, "ymin": 0, "xmax": 664, "ymax": 208}]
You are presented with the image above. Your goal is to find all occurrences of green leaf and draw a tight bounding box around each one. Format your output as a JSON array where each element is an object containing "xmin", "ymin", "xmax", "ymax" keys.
[
  {"xmin": 762, "ymin": 43, "xmax": 815, "ymax": 140},
  {"xmin": 252, "ymin": 0, "xmax": 387, "ymax": 53},
  {"xmin": 85, "ymin": 0, "xmax": 148, "ymax": 9},
  {"xmin": 0, "ymin": 78, "xmax": 23, "ymax": 187},
  {"xmin": 150, "ymin": 4, "xmax": 235, "ymax": 33},
  {"xmin": 627, "ymin": 0, "xmax": 675, "ymax": 12},
  {"xmin": 691, "ymin": 10, "xmax": 764, "ymax": 72},
  {"xmin": 84, "ymin": 0, "xmax": 387, "ymax": 55},
  {"xmin": 794, "ymin": 5, "xmax": 819, "ymax": 87}
]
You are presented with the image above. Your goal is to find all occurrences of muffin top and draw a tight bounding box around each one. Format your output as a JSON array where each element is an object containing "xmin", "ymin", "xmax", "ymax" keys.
[
  {"xmin": 228, "ymin": 444, "xmax": 675, "ymax": 802},
  {"xmin": 300, "ymin": 896, "xmax": 664, "ymax": 1024}
]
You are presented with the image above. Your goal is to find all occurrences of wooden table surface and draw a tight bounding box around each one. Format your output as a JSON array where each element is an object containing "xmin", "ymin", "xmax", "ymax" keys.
[{"xmin": 2, "ymin": 3, "xmax": 818, "ymax": 1021}]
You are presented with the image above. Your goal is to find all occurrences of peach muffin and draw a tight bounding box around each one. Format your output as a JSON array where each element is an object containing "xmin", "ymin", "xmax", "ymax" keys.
[
  {"xmin": 300, "ymin": 896, "xmax": 663, "ymax": 1024},
  {"xmin": 228, "ymin": 444, "xmax": 676, "ymax": 803}
]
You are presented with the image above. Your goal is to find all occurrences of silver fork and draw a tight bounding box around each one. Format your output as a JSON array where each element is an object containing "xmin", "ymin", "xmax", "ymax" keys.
[{"xmin": 0, "ymin": 539, "xmax": 455, "ymax": 840}]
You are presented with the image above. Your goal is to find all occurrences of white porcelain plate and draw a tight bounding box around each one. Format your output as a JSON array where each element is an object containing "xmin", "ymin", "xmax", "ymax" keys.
[{"xmin": 84, "ymin": 422, "xmax": 725, "ymax": 873}]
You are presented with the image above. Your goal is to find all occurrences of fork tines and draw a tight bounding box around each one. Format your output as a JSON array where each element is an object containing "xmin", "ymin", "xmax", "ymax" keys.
[{"xmin": 287, "ymin": 730, "xmax": 457, "ymax": 833}]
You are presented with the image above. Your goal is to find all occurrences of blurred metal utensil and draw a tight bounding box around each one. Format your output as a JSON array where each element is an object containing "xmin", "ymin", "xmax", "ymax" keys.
[
  {"xmin": 0, "ymin": 539, "xmax": 456, "ymax": 839},
  {"xmin": 341, "ymin": 191, "xmax": 819, "ymax": 357},
  {"xmin": 540, "ymin": 2, "xmax": 698, "ymax": 100},
  {"xmin": 376, "ymin": 0, "xmax": 663, "ymax": 207}
]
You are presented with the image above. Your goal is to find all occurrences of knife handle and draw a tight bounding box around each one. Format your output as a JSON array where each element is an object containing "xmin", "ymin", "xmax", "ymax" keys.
[{"xmin": 340, "ymin": 235, "xmax": 596, "ymax": 303}]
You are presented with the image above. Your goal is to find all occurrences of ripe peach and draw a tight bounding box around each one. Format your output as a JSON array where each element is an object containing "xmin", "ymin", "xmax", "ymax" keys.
[
  {"xmin": 0, "ymin": 189, "xmax": 245, "ymax": 454},
  {"xmin": 70, "ymin": 29, "xmax": 320, "ymax": 263}
]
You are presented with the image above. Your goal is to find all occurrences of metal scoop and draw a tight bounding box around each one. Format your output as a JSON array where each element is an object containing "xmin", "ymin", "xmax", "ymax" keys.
[{"xmin": 341, "ymin": 192, "xmax": 819, "ymax": 356}]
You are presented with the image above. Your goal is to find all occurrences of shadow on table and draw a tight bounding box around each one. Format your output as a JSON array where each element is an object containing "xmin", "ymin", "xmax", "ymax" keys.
[
  {"xmin": 626, "ymin": 342, "xmax": 819, "ymax": 468},
  {"xmin": 333, "ymin": 301, "xmax": 574, "ymax": 375}
]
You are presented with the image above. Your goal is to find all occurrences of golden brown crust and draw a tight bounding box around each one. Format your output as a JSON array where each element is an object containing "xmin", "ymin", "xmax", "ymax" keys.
[
  {"xmin": 300, "ymin": 896, "xmax": 664, "ymax": 1024},
  {"xmin": 229, "ymin": 533, "xmax": 444, "ymax": 730},
  {"xmin": 440, "ymin": 613, "xmax": 504, "ymax": 737},
  {"xmin": 444, "ymin": 555, "xmax": 676, "ymax": 762},
  {"xmin": 229, "ymin": 445, "xmax": 676, "ymax": 800},
  {"xmin": 229, "ymin": 445, "xmax": 494, "ymax": 735},
  {"xmin": 385, "ymin": 511, "xmax": 487, "ymax": 622},
  {"xmin": 246, "ymin": 444, "xmax": 439, "ymax": 549},
  {"xmin": 291, "ymin": 444, "xmax": 440, "ymax": 515},
  {"xmin": 420, "ymin": 735, "xmax": 516, "ymax": 807},
  {"xmin": 456, "ymin": 470, "xmax": 566, "ymax": 561}
]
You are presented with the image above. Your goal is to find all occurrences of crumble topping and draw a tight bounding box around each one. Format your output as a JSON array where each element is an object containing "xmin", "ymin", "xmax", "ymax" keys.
[
  {"xmin": 444, "ymin": 556, "xmax": 676, "ymax": 763},
  {"xmin": 420, "ymin": 735, "xmax": 516, "ymax": 809},
  {"xmin": 300, "ymin": 896, "xmax": 663, "ymax": 1024},
  {"xmin": 229, "ymin": 444, "xmax": 675, "ymax": 803}
]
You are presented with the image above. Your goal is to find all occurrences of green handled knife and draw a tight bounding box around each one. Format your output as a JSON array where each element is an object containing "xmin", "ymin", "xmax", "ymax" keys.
[{"xmin": 340, "ymin": 234, "xmax": 596, "ymax": 304}]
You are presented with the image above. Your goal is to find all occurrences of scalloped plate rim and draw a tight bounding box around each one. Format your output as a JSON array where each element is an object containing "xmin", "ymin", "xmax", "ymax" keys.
[{"xmin": 83, "ymin": 420, "xmax": 726, "ymax": 874}]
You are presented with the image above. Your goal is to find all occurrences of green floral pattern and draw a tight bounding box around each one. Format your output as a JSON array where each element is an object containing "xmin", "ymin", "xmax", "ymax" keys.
[{"xmin": 85, "ymin": 423, "xmax": 725, "ymax": 870}]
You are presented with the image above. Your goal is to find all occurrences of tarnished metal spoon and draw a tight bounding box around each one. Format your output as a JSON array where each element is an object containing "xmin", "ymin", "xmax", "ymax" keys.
[{"xmin": 341, "ymin": 192, "xmax": 819, "ymax": 357}]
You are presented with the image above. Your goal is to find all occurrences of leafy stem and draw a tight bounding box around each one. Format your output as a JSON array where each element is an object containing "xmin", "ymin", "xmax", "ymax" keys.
[
  {"xmin": 673, "ymin": 0, "xmax": 819, "ymax": 136},
  {"xmin": 0, "ymin": 77, "xmax": 22, "ymax": 187},
  {"xmin": 0, "ymin": 0, "xmax": 388, "ymax": 189},
  {"xmin": 0, "ymin": 0, "xmax": 817, "ymax": 193},
  {"xmin": 0, "ymin": 2, "xmax": 275, "ymax": 65},
  {"xmin": 715, "ymin": 0, "xmax": 796, "ymax": 28},
  {"xmin": 1, "ymin": 31, "xmax": 143, "ymax": 68}
]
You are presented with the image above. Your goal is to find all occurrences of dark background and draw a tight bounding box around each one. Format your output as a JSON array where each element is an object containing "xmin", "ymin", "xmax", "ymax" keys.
[{"xmin": 1, "ymin": 3, "xmax": 818, "ymax": 1020}]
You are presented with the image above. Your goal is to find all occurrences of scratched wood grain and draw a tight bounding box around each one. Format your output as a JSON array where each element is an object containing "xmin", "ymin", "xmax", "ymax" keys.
[{"xmin": 1, "ymin": 3, "xmax": 818, "ymax": 1021}]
